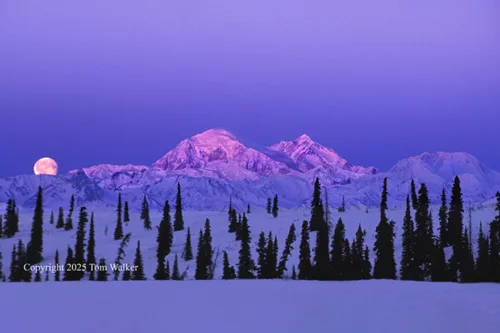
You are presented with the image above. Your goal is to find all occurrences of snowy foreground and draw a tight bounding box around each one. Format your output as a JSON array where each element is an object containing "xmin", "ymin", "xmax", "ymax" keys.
[{"xmin": 1, "ymin": 280, "xmax": 499, "ymax": 333}]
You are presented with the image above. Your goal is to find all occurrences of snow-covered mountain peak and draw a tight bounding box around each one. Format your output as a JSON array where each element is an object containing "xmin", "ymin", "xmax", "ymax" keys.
[{"xmin": 267, "ymin": 135, "xmax": 377, "ymax": 175}]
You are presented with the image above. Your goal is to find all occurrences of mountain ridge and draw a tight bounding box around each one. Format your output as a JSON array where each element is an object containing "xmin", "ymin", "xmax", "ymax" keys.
[{"xmin": 2, "ymin": 129, "xmax": 499, "ymax": 210}]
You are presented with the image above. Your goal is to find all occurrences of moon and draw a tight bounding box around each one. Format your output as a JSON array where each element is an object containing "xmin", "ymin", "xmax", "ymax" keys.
[{"xmin": 34, "ymin": 157, "xmax": 58, "ymax": 176}]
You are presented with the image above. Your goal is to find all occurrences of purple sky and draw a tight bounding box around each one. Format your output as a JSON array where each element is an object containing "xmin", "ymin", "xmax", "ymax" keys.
[{"xmin": 1, "ymin": 0, "xmax": 499, "ymax": 177}]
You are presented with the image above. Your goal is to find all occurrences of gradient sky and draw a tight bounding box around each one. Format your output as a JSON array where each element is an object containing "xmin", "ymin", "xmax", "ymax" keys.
[{"xmin": 1, "ymin": 0, "xmax": 499, "ymax": 177}]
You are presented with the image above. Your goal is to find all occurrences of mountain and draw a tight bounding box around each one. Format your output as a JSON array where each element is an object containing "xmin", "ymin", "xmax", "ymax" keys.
[{"xmin": 2, "ymin": 129, "xmax": 499, "ymax": 210}]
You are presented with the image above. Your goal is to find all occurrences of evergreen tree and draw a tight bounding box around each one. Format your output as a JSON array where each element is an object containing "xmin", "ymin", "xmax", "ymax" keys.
[
  {"xmin": 228, "ymin": 198, "xmax": 237, "ymax": 233},
  {"xmin": 64, "ymin": 195, "xmax": 75, "ymax": 231},
  {"xmin": 343, "ymin": 240, "xmax": 353, "ymax": 280},
  {"xmin": 448, "ymin": 176, "xmax": 464, "ymax": 280},
  {"xmin": 165, "ymin": 260, "xmax": 171, "ymax": 280},
  {"xmin": 235, "ymin": 213, "xmax": 242, "ymax": 241},
  {"xmin": 0, "ymin": 252, "xmax": 3, "ymax": 281},
  {"xmin": 309, "ymin": 178, "xmax": 323, "ymax": 231},
  {"xmin": 291, "ymin": 265, "xmax": 297, "ymax": 279},
  {"xmin": 55, "ymin": 250, "xmax": 60, "ymax": 281},
  {"xmin": 114, "ymin": 194, "xmax": 124, "ymax": 240},
  {"xmin": 264, "ymin": 232, "xmax": 276, "ymax": 278},
  {"xmin": 400, "ymin": 196, "xmax": 416, "ymax": 280},
  {"xmin": 475, "ymin": 222, "xmax": 489, "ymax": 282},
  {"xmin": 488, "ymin": 192, "xmax": 500, "ymax": 282},
  {"xmin": 410, "ymin": 179, "xmax": 419, "ymax": 210},
  {"xmin": 195, "ymin": 229, "xmax": 206, "ymax": 280},
  {"xmin": 4, "ymin": 199, "xmax": 19, "ymax": 237},
  {"xmin": 0, "ymin": 215, "xmax": 3, "ymax": 238},
  {"xmin": 50, "ymin": 211, "xmax": 54, "ymax": 225},
  {"xmin": 247, "ymin": 204, "xmax": 251, "ymax": 214},
  {"xmin": 330, "ymin": 218, "xmax": 346, "ymax": 280},
  {"xmin": 45, "ymin": 270, "xmax": 49, "ymax": 281},
  {"xmin": 222, "ymin": 251, "xmax": 236, "ymax": 279},
  {"xmin": 63, "ymin": 247, "xmax": 75, "ymax": 281},
  {"xmin": 413, "ymin": 184, "xmax": 434, "ymax": 280},
  {"xmin": 324, "ymin": 187, "xmax": 332, "ymax": 232},
  {"xmin": 34, "ymin": 269, "xmax": 42, "ymax": 282},
  {"xmin": 431, "ymin": 238, "xmax": 447, "ymax": 282},
  {"xmin": 182, "ymin": 227, "xmax": 193, "ymax": 261},
  {"xmin": 56, "ymin": 207, "xmax": 65, "ymax": 229},
  {"xmin": 155, "ymin": 201, "xmax": 173, "ymax": 280},
  {"xmin": 122, "ymin": 269, "xmax": 131, "ymax": 281},
  {"xmin": 87, "ymin": 213, "xmax": 96, "ymax": 280},
  {"xmin": 373, "ymin": 178, "xmax": 396, "ymax": 279},
  {"xmin": 140, "ymin": 196, "xmax": 152, "ymax": 230},
  {"xmin": 257, "ymin": 232, "xmax": 267, "ymax": 278},
  {"xmin": 272, "ymin": 194, "xmax": 279, "ymax": 218},
  {"xmin": 298, "ymin": 220, "xmax": 312, "ymax": 280},
  {"xmin": 174, "ymin": 183, "xmax": 185, "ymax": 231},
  {"xmin": 351, "ymin": 224, "xmax": 367, "ymax": 280},
  {"xmin": 8, "ymin": 244, "xmax": 18, "ymax": 282},
  {"xmin": 338, "ymin": 195, "xmax": 346, "ymax": 213},
  {"xmin": 438, "ymin": 188, "xmax": 449, "ymax": 247},
  {"xmin": 237, "ymin": 213, "xmax": 255, "ymax": 279},
  {"xmin": 113, "ymin": 233, "xmax": 132, "ymax": 281},
  {"xmin": 460, "ymin": 227, "xmax": 475, "ymax": 282},
  {"xmin": 277, "ymin": 223, "xmax": 297, "ymax": 278},
  {"xmin": 203, "ymin": 218, "xmax": 214, "ymax": 279},
  {"xmin": 124, "ymin": 201, "xmax": 130, "ymax": 223},
  {"xmin": 266, "ymin": 198, "xmax": 272, "ymax": 214},
  {"xmin": 27, "ymin": 186, "xmax": 44, "ymax": 264},
  {"xmin": 363, "ymin": 246, "xmax": 372, "ymax": 279},
  {"xmin": 132, "ymin": 240, "xmax": 146, "ymax": 280},
  {"xmin": 96, "ymin": 258, "xmax": 109, "ymax": 281},
  {"xmin": 73, "ymin": 206, "xmax": 89, "ymax": 280},
  {"xmin": 172, "ymin": 254, "xmax": 181, "ymax": 280}
]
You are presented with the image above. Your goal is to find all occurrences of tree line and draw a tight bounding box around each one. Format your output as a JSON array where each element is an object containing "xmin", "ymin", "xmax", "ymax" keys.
[{"xmin": 1, "ymin": 176, "xmax": 499, "ymax": 283}]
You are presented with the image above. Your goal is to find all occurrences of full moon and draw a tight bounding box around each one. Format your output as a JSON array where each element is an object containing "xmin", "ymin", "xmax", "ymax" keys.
[{"xmin": 34, "ymin": 157, "xmax": 58, "ymax": 176}]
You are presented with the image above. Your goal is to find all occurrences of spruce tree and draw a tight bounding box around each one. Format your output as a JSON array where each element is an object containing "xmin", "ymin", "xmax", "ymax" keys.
[
  {"xmin": 122, "ymin": 269, "xmax": 131, "ymax": 281},
  {"xmin": 55, "ymin": 250, "xmax": 60, "ymax": 281},
  {"xmin": 235, "ymin": 213, "xmax": 242, "ymax": 241},
  {"xmin": 431, "ymin": 238, "xmax": 447, "ymax": 282},
  {"xmin": 34, "ymin": 269, "xmax": 41, "ymax": 282},
  {"xmin": 113, "ymin": 233, "xmax": 132, "ymax": 281},
  {"xmin": 338, "ymin": 195, "xmax": 346, "ymax": 213},
  {"xmin": 63, "ymin": 247, "xmax": 75, "ymax": 281},
  {"xmin": 87, "ymin": 213, "xmax": 96, "ymax": 280},
  {"xmin": 247, "ymin": 204, "xmax": 251, "ymax": 214},
  {"xmin": 228, "ymin": 198, "xmax": 237, "ymax": 233},
  {"xmin": 475, "ymin": 222, "xmax": 489, "ymax": 282},
  {"xmin": 309, "ymin": 178, "xmax": 323, "ymax": 231},
  {"xmin": 237, "ymin": 213, "xmax": 255, "ymax": 279},
  {"xmin": 351, "ymin": 224, "xmax": 367, "ymax": 280},
  {"xmin": 64, "ymin": 195, "xmax": 75, "ymax": 231},
  {"xmin": 56, "ymin": 207, "xmax": 65, "ymax": 229},
  {"xmin": 27, "ymin": 186, "xmax": 44, "ymax": 264},
  {"xmin": 222, "ymin": 251, "xmax": 236, "ymax": 279},
  {"xmin": 363, "ymin": 246, "xmax": 372, "ymax": 279},
  {"xmin": 373, "ymin": 178, "xmax": 396, "ymax": 279},
  {"xmin": 132, "ymin": 240, "xmax": 146, "ymax": 280},
  {"xmin": 448, "ymin": 176, "xmax": 464, "ymax": 280},
  {"xmin": 266, "ymin": 198, "xmax": 272, "ymax": 214},
  {"xmin": 141, "ymin": 196, "xmax": 152, "ymax": 230},
  {"xmin": 50, "ymin": 211, "xmax": 54, "ymax": 225},
  {"xmin": 45, "ymin": 270, "xmax": 49, "ymax": 281},
  {"xmin": 124, "ymin": 201, "xmax": 130, "ymax": 223},
  {"xmin": 9, "ymin": 244, "xmax": 18, "ymax": 282},
  {"xmin": 489, "ymin": 192, "xmax": 500, "ymax": 282},
  {"xmin": 96, "ymin": 258, "xmax": 109, "ymax": 281},
  {"xmin": 400, "ymin": 196, "xmax": 416, "ymax": 280},
  {"xmin": 257, "ymin": 232, "xmax": 267, "ymax": 278},
  {"xmin": 438, "ymin": 188, "xmax": 449, "ymax": 247},
  {"xmin": 410, "ymin": 179, "xmax": 419, "ymax": 210},
  {"xmin": 330, "ymin": 218, "xmax": 346, "ymax": 280},
  {"xmin": 414, "ymin": 184, "xmax": 434, "ymax": 280},
  {"xmin": 265, "ymin": 232, "xmax": 276, "ymax": 278},
  {"xmin": 324, "ymin": 188, "xmax": 332, "ymax": 231},
  {"xmin": 174, "ymin": 183, "xmax": 185, "ymax": 231},
  {"xmin": 172, "ymin": 254, "xmax": 181, "ymax": 280},
  {"xmin": 460, "ymin": 227, "xmax": 475, "ymax": 282},
  {"xmin": 182, "ymin": 227, "xmax": 193, "ymax": 261},
  {"xmin": 277, "ymin": 223, "xmax": 297, "ymax": 277},
  {"xmin": 272, "ymin": 195, "xmax": 279, "ymax": 218},
  {"xmin": 114, "ymin": 194, "xmax": 124, "ymax": 240},
  {"xmin": 291, "ymin": 265, "xmax": 297, "ymax": 280},
  {"xmin": 4, "ymin": 199, "xmax": 18, "ymax": 238},
  {"xmin": 203, "ymin": 218, "xmax": 214, "ymax": 279},
  {"xmin": 155, "ymin": 201, "xmax": 173, "ymax": 280},
  {"xmin": 0, "ymin": 215, "xmax": 3, "ymax": 238},
  {"xmin": 164, "ymin": 260, "xmax": 170, "ymax": 280},
  {"xmin": 0, "ymin": 252, "xmax": 3, "ymax": 281},
  {"xmin": 343, "ymin": 240, "xmax": 353, "ymax": 280},
  {"xmin": 298, "ymin": 220, "xmax": 312, "ymax": 279},
  {"xmin": 195, "ymin": 229, "xmax": 207, "ymax": 280},
  {"xmin": 73, "ymin": 207, "xmax": 89, "ymax": 280}
]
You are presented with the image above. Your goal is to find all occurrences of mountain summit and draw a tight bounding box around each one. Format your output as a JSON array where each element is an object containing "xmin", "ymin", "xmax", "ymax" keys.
[{"xmin": 266, "ymin": 134, "xmax": 378, "ymax": 175}]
